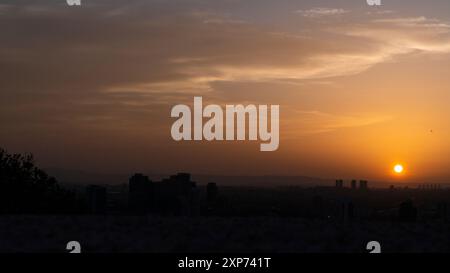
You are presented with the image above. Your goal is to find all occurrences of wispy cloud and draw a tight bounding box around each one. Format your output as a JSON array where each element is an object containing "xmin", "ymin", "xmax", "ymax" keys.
[
  {"xmin": 284, "ymin": 111, "xmax": 392, "ymax": 136},
  {"xmin": 295, "ymin": 8, "xmax": 349, "ymax": 18},
  {"xmin": 344, "ymin": 16, "xmax": 450, "ymax": 54},
  {"xmin": 373, "ymin": 16, "xmax": 450, "ymax": 28},
  {"xmin": 2, "ymin": 1, "xmax": 450, "ymax": 129}
]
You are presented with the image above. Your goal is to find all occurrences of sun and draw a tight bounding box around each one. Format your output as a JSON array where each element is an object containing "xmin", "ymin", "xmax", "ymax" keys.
[{"xmin": 394, "ymin": 164, "xmax": 404, "ymax": 174}]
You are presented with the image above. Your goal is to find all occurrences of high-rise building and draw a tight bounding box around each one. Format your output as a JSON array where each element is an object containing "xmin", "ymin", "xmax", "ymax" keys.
[
  {"xmin": 351, "ymin": 180, "xmax": 357, "ymax": 190},
  {"xmin": 359, "ymin": 180, "xmax": 368, "ymax": 190},
  {"xmin": 335, "ymin": 179, "xmax": 344, "ymax": 188},
  {"xmin": 128, "ymin": 173, "xmax": 153, "ymax": 213},
  {"xmin": 129, "ymin": 172, "xmax": 199, "ymax": 216}
]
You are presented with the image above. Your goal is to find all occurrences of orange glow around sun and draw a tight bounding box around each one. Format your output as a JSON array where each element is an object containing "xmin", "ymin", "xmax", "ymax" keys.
[{"xmin": 393, "ymin": 164, "xmax": 404, "ymax": 175}]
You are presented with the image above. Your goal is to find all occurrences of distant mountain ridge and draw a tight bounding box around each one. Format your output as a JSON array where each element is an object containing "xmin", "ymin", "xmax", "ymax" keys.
[
  {"xmin": 46, "ymin": 168, "xmax": 429, "ymax": 188},
  {"xmin": 46, "ymin": 168, "xmax": 333, "ymax": 187}
]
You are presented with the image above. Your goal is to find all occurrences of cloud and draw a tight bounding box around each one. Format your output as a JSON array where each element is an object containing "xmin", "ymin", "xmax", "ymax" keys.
[
  {"xmin": 284, "ymin": 111, "xmax": 392, "ymax": 136},
  {"xmin": 295, "ymin": 8, "xmax": 349, "ymax": 18},
  {"xmin": 1, "ymin": 1, "xmax": 450, "ymax": 131},
  {"xmin": 343, "ymin": 16, "xmax": 450, "ymax": 54},
  {"xmin": 373, "ymin": 16, "xmax": 450, "ymax": 28}
]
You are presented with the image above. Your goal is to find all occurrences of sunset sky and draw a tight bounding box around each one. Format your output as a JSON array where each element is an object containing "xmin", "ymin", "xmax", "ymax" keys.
[{"xmin": 1, "ymin": 0, "xmax": 450, "ymax": 183}]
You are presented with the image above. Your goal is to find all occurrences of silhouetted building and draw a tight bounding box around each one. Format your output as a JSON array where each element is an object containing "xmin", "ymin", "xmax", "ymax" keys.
[
  {"xmin": 169, "ymin": 172, "xmax": 191, "ymax": 183},
  {"xmin": 129, "ymin": 173, "xmax": 154, "ymax": 213},
  {"xmin": 335, "ymin": 179, "xmax": 344, "ymax": 188},
  {"xmin": 86, "ymin": 185, "xmax": 107, "ymax": 214},
  {"xmin": 419, "ymin": 184, "xmax": 441, "ymax": 191},
  {"xmin": 129, "ymin": 172, "xmax": 198, "ymax": 216},
  {"xmin": 351, "ymin": 180, "xmax": 357, "ymax": 190},
  {"xmin": 158, "ymin": 173, "xmax": 199, "ymax": 216},
  {"xmin": 359, "ymin": 180, "xmax": 368, "ymax": 190}
]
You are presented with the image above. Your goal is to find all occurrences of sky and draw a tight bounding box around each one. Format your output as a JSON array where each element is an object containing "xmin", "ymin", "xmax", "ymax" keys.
[{"xmin": 1, "ymin": 0, "xmax": 450, "ymax": 183}]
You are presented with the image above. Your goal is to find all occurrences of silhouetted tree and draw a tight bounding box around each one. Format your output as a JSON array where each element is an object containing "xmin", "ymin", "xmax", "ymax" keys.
[{"xmin": 0, "ymin": 148, "xmax": 79, "ymax": 214}]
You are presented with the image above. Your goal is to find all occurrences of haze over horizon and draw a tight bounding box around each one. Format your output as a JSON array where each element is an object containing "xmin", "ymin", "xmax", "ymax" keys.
[{"xmin": 2, "ymin": 0, "xmax": 450, "ymax": 184}]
